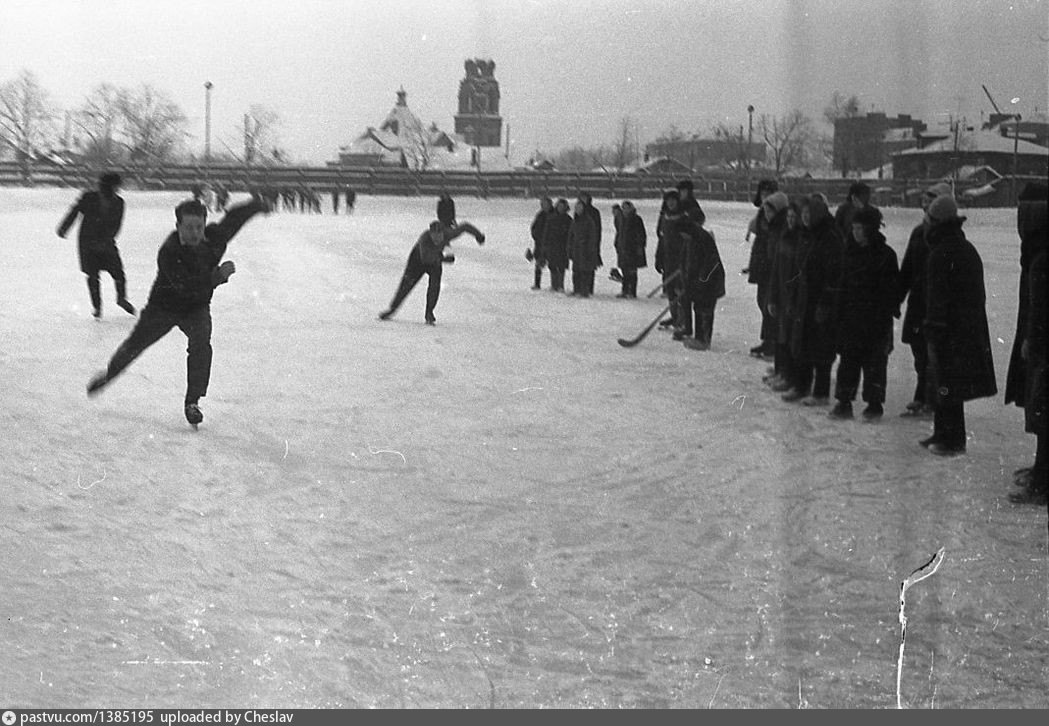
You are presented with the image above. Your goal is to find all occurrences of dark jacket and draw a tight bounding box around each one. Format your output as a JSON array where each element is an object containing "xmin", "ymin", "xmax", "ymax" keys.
[
  {"xmin": 835, "ymin": 230, "xmax": 899, "ymax": 355},
  {"xmin": 542, "ymin": 210, "xmax": 571, "ymax": 271},
  {"xmin": 1023, "ymin": 249, "xmax": 1047, "ymax": 434},
  {"xmin": 680, "ymin": 222, "xmax": 724, "ymax": 304},
  {"xmin": 567, "ymin": 214, "xmax": 599, "ymax": 272},
  {"xmin": 530, "ymin": 209, "xmax": 550, "ymax": 264},
  {"xmin": 615, "ymin": 212, "xmax": 647, "ymax": 270},
  {"xmin": 768, "ymin": 215, "xmax": 801, "ymax": 344},
  {"xmin": 1005, "ymin": 198, "xmax": 1048, "ymax": 406},
  {"xmin": 57, "ymin": 190, "xmax": 125, "ymax": 272},
  {"xmin": 654, "ymin": 211, "xmax": 688, "ymax": 277},
  {"xmin": 746, "ymin": 210, "xmax": 771, "ymax": 285},
  {"xmin": 146, "ymin": 201, "xmax": 265, "ymax": 313},
  {"xmin": 895, "ymin": 221, "xmax": 931, "ymax": 345},
  {"xmin": 923, "ymin": 218, "xmax": 997, "ymax": 404},
  {"xmin": 584, "ymin": 202, "xmax": 603, "ymax": 267},
  {"xmin": 791, "ymin": 212, "xmax": 843, "ymax": 364},
  {"xmin": 680, "ymin": 194, "xmax": 706, "ymax": 226}
]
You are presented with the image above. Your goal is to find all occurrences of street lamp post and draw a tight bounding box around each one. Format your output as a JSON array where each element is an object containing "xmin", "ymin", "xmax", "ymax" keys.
[
  {"xmin": 747, "ymin": 105, "xmax": 754, "ymax": 180},
  {"xmin": 204, "ymin": 81, "xmax": 213, "ymax": 164}
]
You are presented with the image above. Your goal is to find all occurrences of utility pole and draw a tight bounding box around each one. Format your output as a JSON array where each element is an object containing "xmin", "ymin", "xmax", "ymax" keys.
[
  {"xmin": 747, "ymin": 104, "xmax": 754, "ymax": 181},
  {"xmin": 204, "ymin": 81, "xmax": 213, "ymax": 164}
]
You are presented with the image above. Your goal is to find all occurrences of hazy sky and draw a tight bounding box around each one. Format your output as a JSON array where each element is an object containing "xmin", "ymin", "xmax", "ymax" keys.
[{"xmin": 1, "ymin": 0, "xmax": 1046, "ymax": 164}]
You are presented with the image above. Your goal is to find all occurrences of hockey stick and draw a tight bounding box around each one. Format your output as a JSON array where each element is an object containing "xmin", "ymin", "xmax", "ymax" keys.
[
  {"xmin": 646, "ymin": 268, "xmax": 681, "ymax": 298},
  {"xmin": 617, "ymin": 302, "xmax": 672, "ymax": 348}
]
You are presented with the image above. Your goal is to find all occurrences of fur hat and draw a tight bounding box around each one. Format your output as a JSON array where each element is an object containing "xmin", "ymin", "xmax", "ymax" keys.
[
  {"xmin": 752, "ymin": 178, "xmax": 778, "ymax": 207},
  {"xmin": 677, "ymin": 179, "xmax": 694, "ymax": 193},
  {"xmin": 852, "ymin": 205, "xmax": 883, "ymax": 229},
  {"xmin": 662, "ymin": 188, "xmax": 680, "ymax": 203},
  {"xmin": 927, "ymin": 195, "xmax": 959, "ymax": 223},
  {"xmin": 848, "ymin": 181, "xmax": 871, "ymax": 200},
  {"xmin": 99, "ymin": 172, "xmax": 122, "ymax": 189},
  {"xmin": 763, "ymin": 191, "xmax": 789, "ymax": 214}
]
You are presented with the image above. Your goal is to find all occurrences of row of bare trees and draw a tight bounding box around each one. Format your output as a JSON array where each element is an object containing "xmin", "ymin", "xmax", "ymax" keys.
[{"xmin": 0, "ymin": 69, "xmax": 284, "ymax": 180}]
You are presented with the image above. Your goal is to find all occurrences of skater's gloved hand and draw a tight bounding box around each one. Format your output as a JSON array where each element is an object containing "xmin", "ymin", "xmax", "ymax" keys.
[
  {"xmin": 215, "ymin": 260, "xmax": 236, "ymax": 284},
  {"xmin": 476, "ymin": 233, "xmax": 485, "ymax": 246}
]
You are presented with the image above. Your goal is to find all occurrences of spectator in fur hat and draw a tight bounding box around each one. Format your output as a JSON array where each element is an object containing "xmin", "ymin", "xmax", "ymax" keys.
[
  {"xmin": 921, "ymin": 194, "xmax": 998, "ymax": 455},
  {"xmin": 745, "ymin": 179, "xmax": 779, "ymax": 358}
]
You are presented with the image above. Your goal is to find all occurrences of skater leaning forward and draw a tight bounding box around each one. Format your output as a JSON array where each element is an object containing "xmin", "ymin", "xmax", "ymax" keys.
[
  {"xmin": 379, "ymin": 218, "xmax": 486, "ymax": 325},
  {"xmin": 86, "ymin": 196, "xmax": 270, "ymax": 426}
]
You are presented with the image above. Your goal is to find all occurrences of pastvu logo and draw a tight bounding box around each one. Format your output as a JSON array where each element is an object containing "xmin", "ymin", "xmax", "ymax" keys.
[{"xmin": 2, "ymin": 711, "xmax": 17, "ymax": 726}]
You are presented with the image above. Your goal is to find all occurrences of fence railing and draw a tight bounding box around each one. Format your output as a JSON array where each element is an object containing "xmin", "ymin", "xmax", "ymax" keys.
[{"xmin": 1, "ymin": 161, "xmax": 1043, "ymax": 208}]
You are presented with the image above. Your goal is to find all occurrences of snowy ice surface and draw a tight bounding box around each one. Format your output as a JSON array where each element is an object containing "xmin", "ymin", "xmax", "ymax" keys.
[{"xmin": 1, "ymin": 188, "xmax": 1046, "ymax": 708}]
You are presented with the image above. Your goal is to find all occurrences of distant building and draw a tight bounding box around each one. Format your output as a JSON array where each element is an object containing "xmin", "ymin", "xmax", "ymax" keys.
[
  {"xmin": 833, "ymin": 112, "xmax": 927, "ymax": 176},
  {"xmin": 891, "ymin": 126, "xmax": 1049, "ymax": 179},
  {"xmin": 643, "ymin": 137, "xmax": 765, "ymax": 172},
  {"xmin": 988, "ymin": 113, "xmax": 1049, "ymax": 148},
  {"xmin": 454, "ymin": 58, "xmax": 503, "ymax": 148}
]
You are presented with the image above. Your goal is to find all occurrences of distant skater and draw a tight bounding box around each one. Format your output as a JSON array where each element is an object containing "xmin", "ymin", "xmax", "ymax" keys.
[
  {"xmin": 57, "ymin": 171, "xmax": 135, "ymax": 319},
  {"xmin": 378, "ymin": 219, "xmax": 485, "ymax": 325},
  {"xmin": 86, "ymin": 196, "xmax": 269, "ymax": 427}
]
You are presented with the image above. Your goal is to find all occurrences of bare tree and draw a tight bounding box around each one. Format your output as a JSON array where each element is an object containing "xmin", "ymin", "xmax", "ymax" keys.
[
  {"xmin": 823, "ymin": 91, "xmax": 862, "ymax": 126},
  {"xmin": 711, "ymin": 121, "xmax": 754, "ymax": 174},
  {"xmin": 116, "ymin": 84, "xmax": 188, "ymax": 174},
  {"xmin": 761, "ymin": 110, "xmax": 817, "ymax": 175},
  {"xmin": 72, "ymin": 83, "xmax": 124, "ymax": 167},
  {"xmin": 0, "ymin": 69, "xmax": 57, "ymax": 179},
  {"xmin": 611, "ymin": 116, "xmax": 638, "ymax": 172}
]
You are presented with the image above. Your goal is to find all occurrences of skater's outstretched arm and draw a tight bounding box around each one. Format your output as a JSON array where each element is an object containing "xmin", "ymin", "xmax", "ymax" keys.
[
  {"xmin": 446, "ymin": 221, "xmax": 485, "ymax": 245},
  {"xmin": 207, "ymin": 198, "xmax": 268, "ymax": 246},
  {"xmin": 56, "ymin": 195, "xmax": 85, "ymax": 238}
]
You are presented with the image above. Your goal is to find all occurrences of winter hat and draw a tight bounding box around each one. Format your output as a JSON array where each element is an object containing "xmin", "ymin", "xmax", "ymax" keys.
[
  {"xmin": 852, "ymin": 205, "xmax": 883, "ymax": 230},
  {"xmin": 927, "ymin": 195, "xmax": 959, "ymax": 223},
  {"xmin": 752, "ymin": 178, "xmax": 778, "ymax": 207},
  {"xmin": 677, "ymin": 179, "xmax": 694, "ymax": 193},
  {"xmin": 662, "ymin": 188, "xmax": 680, "ymax": 203},
  {"xmin": 99, "ymin": 172, "xmax": 122, "ymax": 189},
  {"xmin": 763, "ymin": 191, "xmax": 789, "ymax": 214},
  {"xmin": 924, "ymin": 182, "xmax": 953, "ymax": 199},
  {"xmin": 848, "ymin": 181, "xmax": 871, "ymax": 200}
]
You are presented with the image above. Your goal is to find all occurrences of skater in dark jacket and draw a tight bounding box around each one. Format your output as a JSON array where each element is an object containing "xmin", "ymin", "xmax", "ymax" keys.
[
  {"xmin": 655, "ymin": 189, "xmax": 689, "ymax": 334},
  {"xmin": 567, "ymin": 199, "xmax": 599, "ymax": 297},
  {"xmin": 744, "ymin": 179, "xmax": 778, "ymax": 358},
  {"xmin": 1006, "ymin": 183, "xmax": 1049, "ymax": 502},
  {"xmin": 678, "ymin": 215, "xmax": 724, "ymax": 350},
  {"xmin": 529, "ymin": 197, "xmax": 552, "ymax": 290},
  {"xmin": 86, "ymin": 196, "xmax": 270, "ymax": 426},
  {"xmin": 921, "ymin": 195, "xmax": 998, "ymax": 455},
  {"xmin": 613, "ymin": 200, "xmax": 647, "ymax": 298},
  {"xmin": 57, "ymin": 172, "xmax": 135, "ymax": 319},
  {"xmin": 542, "ymin": 199, "xmax": 572, "ymax": 292},
  {"xmin": 788, "ymin": 194, "xmax": 843, "ymax": 406},
  {"xmin": 828, "ymin": 205, "xmax": 899, "ymax": 421},
  {"xmin": 379, "ymin": 219, "xmax": 485, "ymax": 325},
  {"xmin": 895, "ymin": 182, "xmax": 953, "ymax": 418}
]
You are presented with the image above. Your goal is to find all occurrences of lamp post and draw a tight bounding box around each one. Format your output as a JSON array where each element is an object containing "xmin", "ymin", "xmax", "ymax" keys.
[
  {"xmin": 747, "ymin": 104, "xmax": 754, "ymax": 180},
  {"xmin": 1011, "ymin": 113, "xmax": 1021, "ymax": 203},
  {"xmin": 204, "ymin": 81, "xmax": 213, "ymax": 163}
]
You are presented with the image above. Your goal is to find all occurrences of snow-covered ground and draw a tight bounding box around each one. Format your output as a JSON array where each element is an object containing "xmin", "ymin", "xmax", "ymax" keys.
[{"xmin": 1, "ymin": 188, "xmax": 1046, "ymax": 708}]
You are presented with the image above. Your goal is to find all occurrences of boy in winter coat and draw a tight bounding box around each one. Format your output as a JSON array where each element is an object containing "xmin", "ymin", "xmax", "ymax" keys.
[
  {"xmin": 57, "ymin": 172, "xmax": 136, "ymax": 319},
  {"xmin": 379, "ymin": 219, "xmax": 486, "ymax": 325},
  {"xmin": 655, "ymin": 189, "xmax": 688, "ymax": 331},
  {"xmin": 829, "ymin": 206, "xmax": 899, "ymax": 421},
  {"xmin": 567, "ymin": 199, "xmax": 599, "ymax": 297},
  {"xmin": 744, "ymin": 179, "xmax": 779, "ymax": 358},
  {"xmin": 529, "ymin": 197, "xmax": 553, "ymax": 289},
  {"xmin": 613, "ymin": 200, "xmax": 647, "ymax": 298},
  {"xmin": 543, "ymin": 199, "xmax": 572, "ymax": 292},
  {"xmin": 921, "ymin": 195, "xmax": 998, "ymax": 456},
  {"xmin": 678, "ymin": 214, "xmax": 724, "ymax": 350},
  {"xmin": 86, "ymin": 196, "xmax": 269, "ymax": 427}
]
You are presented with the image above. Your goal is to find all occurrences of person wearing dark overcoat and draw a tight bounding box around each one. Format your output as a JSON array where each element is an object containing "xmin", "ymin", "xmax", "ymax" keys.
[
  {"xmin": 1006, "ymin": 182, "xmax": 1048, "ymax": 503},
  {"xmin": 828, "ymin": 205, "xmax": 899, "ymax": 421},
  {"xmin": 580, "ymin": 191, "xmax": 603, "ymax": 269},
  {"xmin": 744, "ymin": 179, "xmax": 778, "ymax": 358},
  {"xmin": 529, "ymin": 197, "xmax": 553, "ymax": 290},
  {"xmin": 654, "ymin": 189, "xmax": 689, "ymax": 333},
  {"xmin": 567, "ymin": 199, "xmax": 599, "ymax": 297},
  {"xmin": 57, "ymin": 172, "xmax": 136, "ymax": 319},
  {"xmin": 788, "ymin": 194, "xmax": 843, "ymax": 406},
  {"xmin": 757, "ymin": 191, "xmax": 790, "ymax": 385},
  {"xmin": 542, "ymin": 199, "xmax": 572, "ymax": 292},
  {"xmin": 614, "ymin": 200, "xmax": 647, "ymax": 298},
  {"xmin": 677, "ymin": 179, "xmax": 706, "ymax": 226},
  {"xmin": 767, "ymin": 198, "xmax": 802, "ymax": 392},
  {"xmin": 678, "ymin": 215, "xmax": 724, "ymax": 350},
  {"xmin": 895, "ymin": 182, "xmax": 953, "ymax": 418},
  {"xmin": 921, "ymin": 195, "xmax": 998, "ymax": 456}
]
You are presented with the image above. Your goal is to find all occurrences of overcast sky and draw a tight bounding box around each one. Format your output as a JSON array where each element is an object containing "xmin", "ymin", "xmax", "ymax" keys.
[{"xmin": 1, "ymin": 0, "xmax": 1046, "ymax": 164}]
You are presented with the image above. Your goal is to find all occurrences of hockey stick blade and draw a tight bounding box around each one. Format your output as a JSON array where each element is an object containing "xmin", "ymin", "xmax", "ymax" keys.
[
  {"xmin": 646, "ymin": 268, "xmax": 682, "ymax": 298},
  {"xmin": 618, "ymin": 303, "xmax": 672, "ymax": 348}
]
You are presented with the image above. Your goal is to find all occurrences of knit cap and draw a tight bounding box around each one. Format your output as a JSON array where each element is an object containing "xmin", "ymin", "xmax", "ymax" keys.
[{"xmin": 927, "ymin": 195, "xmax": 959, "ymax": 222}]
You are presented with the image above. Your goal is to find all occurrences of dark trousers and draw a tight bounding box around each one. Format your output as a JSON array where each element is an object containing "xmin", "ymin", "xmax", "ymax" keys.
[
  {"xmin": 795, "ymin": 361, "xmax": 833, "ymax": 398},
  {"xmin": 533, "ymin": 263, "xmax": 544, "ymax": 289},
  {"xmin": 389, "ymin": 247, "xmax": 442, "ymax": 319},
  {"xmin": 680, "ymin": 296, "xmax": 716, "ymax": 344},
  {"xmin": 572, "ymin": 270, "xmax": 594, "ymax": 296},
  {"xmin": 104, "ymin": 304, "xmax": 213, "ymax": 404},
  {"xmin": 834, "ymin": 349, "xmax": 888, "ymax": 404},
  {"xmin": 549, "ymin": 267, "xmax": 566, "ymax": 291},
  {"xmin": 83, "ymin": 247, "xmax": 127, "ymax": 312},
  {"xmin": 620, "ymin": 268, "xmax": 638, "ymax": 297},
  {"xmin": 933, "ymin": 400, "xmax": 966, "ymax": 449},
  {"xmin": 908, "ymin": 335, "xmax": 929, "ymax": 404},
  {"xmin": 774, "ymin": 340, "xmax": 794, "ymax": 379},
  {"xmin": 756, "ymin": 283, "xmax": 773, "ymax": 351}
]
